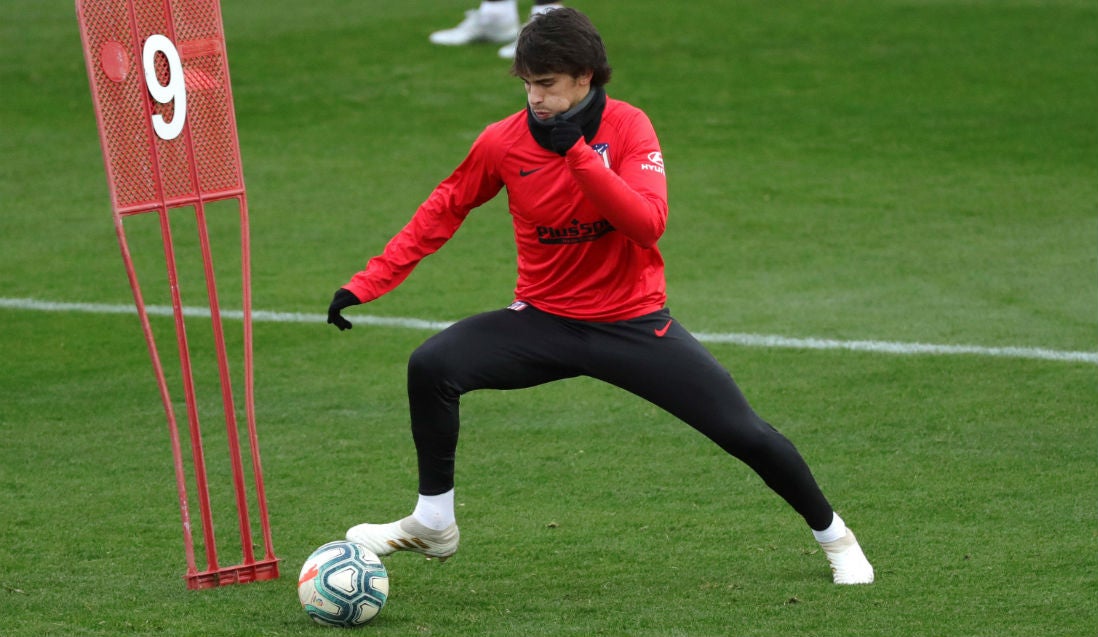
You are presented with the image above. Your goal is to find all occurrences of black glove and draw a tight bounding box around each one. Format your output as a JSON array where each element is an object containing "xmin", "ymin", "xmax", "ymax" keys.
[
  {"xmin": 550, "ymin": 119, "xmax": 584, "ymax": 156},
  {"xmin": 327, "ymin": 288, "xmax": 361, "ymax": 331}
]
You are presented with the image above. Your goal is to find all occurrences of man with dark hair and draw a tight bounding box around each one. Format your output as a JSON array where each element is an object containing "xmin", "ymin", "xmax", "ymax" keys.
[{"xmin": 329, "ymin": 8, "xmax": 874, "ymax": 585}]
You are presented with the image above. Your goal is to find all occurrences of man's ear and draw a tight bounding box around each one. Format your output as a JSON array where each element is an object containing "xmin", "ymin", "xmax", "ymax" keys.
[{"xmin": 577, "ymin": 70, "xmax": 594, "ymax": 87}]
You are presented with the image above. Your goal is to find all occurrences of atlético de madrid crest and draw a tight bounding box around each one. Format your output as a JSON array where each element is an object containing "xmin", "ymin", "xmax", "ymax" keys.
[{"xmin": 592, "ymin": 142, "xmax": 610, "ymax": 168}]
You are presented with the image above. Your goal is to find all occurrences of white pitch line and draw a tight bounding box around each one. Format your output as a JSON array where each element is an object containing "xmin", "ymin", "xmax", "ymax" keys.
[{"xmin": 2, "ymin": 296, "xmax": 1095, "ymax": 365}]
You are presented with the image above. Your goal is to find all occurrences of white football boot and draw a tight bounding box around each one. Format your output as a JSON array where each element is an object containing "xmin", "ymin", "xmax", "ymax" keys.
[
  {"xmin": 819, "ymin": 529, "xmax": 875, "ymax": 584},
  {"xmin": 347, "ymin": 515, "xmax": 460, "ymax": 562},
  {"xmin": 429, "ymin": 6, "xmax": 520, "ymax": 46},
  {"xmin": 497, "ymin": 38, "xmax": 518, "ymax": 59}
]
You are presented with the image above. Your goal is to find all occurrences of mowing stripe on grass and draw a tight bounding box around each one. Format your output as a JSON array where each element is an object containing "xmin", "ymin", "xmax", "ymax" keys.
[{"xmin": 3, "ymin": 296, "xmax": 1095, "ymax": 365}]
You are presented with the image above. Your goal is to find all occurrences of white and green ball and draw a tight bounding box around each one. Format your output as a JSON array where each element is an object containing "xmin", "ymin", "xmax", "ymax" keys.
[{"xmin": 297, "ymin": 540, "xmax": 389, "ymax": 627}]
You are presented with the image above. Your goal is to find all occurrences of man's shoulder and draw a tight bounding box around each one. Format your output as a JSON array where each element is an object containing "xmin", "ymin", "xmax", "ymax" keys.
[
  {"xmin": 466, "ymin": 109, "xmax": 533, "ymax": 165},
  {"xmin": 483, "ymin": 109, "xmax": 529, "ymax": 138},
  {"xmin": 606, "ymin": 96, "xmax": 645, "ymax": 122}
]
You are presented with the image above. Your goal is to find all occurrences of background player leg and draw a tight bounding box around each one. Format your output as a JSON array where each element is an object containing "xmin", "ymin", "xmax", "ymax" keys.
[{"xmin": 429, "ymin": 0, "xmax": 521, "ymax": 47}]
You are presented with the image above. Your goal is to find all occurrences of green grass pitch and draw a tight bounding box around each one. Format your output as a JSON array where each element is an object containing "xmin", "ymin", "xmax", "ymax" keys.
[{"xmin": 1, "ymin": 1, "xmax": 1096, "ymax": 635}]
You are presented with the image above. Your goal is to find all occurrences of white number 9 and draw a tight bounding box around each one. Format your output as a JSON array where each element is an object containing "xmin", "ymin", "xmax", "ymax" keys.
[{"xmin": 142, "ymin": 34, "xmax": 187, "ymax": 141}]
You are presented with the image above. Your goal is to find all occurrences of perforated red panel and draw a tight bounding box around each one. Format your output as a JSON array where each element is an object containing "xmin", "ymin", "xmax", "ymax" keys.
[
  {"xmin": 77, "ymin": 0, "xmax": 277, "ymax": 590},
  {"xmin": 77, "ymin": 0, "xmax": 243, "ymax": 213}
]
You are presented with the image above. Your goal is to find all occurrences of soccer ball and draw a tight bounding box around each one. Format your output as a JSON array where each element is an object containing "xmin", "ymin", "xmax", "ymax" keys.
[{"xmin": 297, "ymin": 540, "xmax": 389, "ymax": 627}]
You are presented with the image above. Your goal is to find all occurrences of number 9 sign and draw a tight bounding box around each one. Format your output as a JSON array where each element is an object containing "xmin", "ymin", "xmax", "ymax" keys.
[
  {"xmin": 75, "ymin": 0, "xmax": 278, "ymax": 591},
  {"xmin": 76, "ymin": 0, "xmax": 245, "ymax": 211},
  {"xmin": 142, "ymin": 34, "xmax": 187, "ymax": 141}
]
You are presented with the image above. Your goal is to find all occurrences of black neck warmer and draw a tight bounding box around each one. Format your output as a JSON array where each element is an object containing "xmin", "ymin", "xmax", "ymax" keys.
[{"xmin": 526, "ymin": 85, "xmax": 607, "ymax": 153}]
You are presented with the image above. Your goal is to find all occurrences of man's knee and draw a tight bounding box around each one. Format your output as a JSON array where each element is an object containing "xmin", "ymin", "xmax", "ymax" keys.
[
  {"xmin": 408, "ymin": 333, "xmax": 462, "ymax": 394},
  {"xmin": 704, "ymin": 410, "xmax": 785, "ymax": 459}
]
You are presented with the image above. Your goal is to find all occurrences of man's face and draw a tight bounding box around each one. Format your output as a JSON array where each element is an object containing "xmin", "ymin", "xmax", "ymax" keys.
[{"xmin": 521, "ymin": 71, "xmax": 594, "ymax": 120}]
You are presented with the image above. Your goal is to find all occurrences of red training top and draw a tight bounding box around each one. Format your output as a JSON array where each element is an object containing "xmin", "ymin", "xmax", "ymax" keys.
[{"xmin": 344, "ymin": 97, "xmax": 669, "ymax": 322}]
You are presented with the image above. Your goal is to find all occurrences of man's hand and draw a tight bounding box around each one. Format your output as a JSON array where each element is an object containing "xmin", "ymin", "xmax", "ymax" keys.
[
  {"xmin": 550, "ymin": 119, "xmax": 584, "ymax": 156},
  {"xmin": 327, "ymin": 288, "xmax": 361, "ymax": 331}
]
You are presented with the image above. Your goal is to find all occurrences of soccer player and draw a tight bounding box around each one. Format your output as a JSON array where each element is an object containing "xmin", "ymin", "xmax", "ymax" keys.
[
  {"xmin": 328, "ymin": 8, "xmax": 875, "ymax": 584},
  {"xmin": 428, "ymin": 0, "xmax": 565, "ymax": 59}
]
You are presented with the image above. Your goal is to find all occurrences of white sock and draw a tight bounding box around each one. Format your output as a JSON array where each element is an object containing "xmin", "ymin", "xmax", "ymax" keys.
[
  {"xmin": 479, "ymin": 0, "xmax": 519, "ymax": 21},
  {"xmin": 413, "ymin": 489, "xmax": 456, "ymax": 531},
  {"xmin": 812, "ymin": 512, "xmax": 848, "ymax": 544},
  {"xmin": 531, "ymin": 3, "xmax": 564, "ymax": 17}
]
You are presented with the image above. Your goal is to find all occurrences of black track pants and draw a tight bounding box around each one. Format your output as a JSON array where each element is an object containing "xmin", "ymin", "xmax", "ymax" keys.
[{"xmin": 406, "ymin": 304, "xmax": 834, "ymax": 530}]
